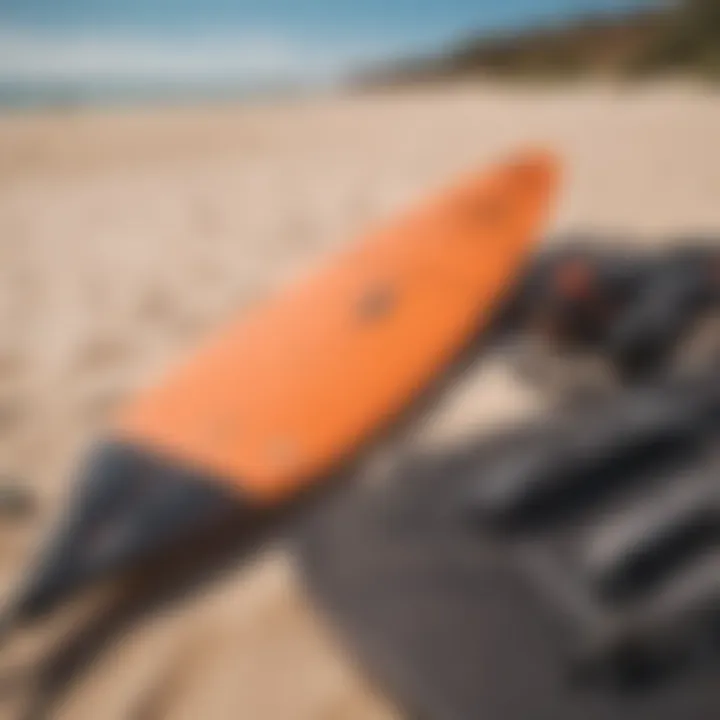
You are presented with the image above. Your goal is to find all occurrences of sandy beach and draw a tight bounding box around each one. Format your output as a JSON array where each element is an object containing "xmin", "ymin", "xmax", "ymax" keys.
[{"xmin": 0, "ymin": 83, "xmax": 719, "ymax": 719}]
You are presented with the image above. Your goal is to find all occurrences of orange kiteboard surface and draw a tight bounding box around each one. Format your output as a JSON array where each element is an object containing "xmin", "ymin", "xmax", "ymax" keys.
[{"xmin": 117, "ymin": 150, "xmax": 559, "ymax": 502}]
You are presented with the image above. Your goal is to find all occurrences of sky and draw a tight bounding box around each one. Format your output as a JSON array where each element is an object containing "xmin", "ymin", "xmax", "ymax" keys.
[{"xmin": 0, "ymin": 0, "xmax": 659, "ymax": 93}]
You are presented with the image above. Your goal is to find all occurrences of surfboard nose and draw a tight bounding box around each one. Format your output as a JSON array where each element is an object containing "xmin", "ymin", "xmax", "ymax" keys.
[{"xmin": 10, "ymin": 440, "xmax": 245, "ymax": 623}]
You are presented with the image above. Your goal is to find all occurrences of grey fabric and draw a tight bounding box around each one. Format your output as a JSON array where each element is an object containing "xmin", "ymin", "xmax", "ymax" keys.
[{"xmin": 296, "ymin": 428, "xmax": 720, "ymax": 720}]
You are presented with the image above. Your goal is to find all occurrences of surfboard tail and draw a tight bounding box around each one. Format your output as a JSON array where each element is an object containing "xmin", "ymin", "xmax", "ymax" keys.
[{"xmin": 3, "ymin": 441, "xmax": 246, "ymax": 628}]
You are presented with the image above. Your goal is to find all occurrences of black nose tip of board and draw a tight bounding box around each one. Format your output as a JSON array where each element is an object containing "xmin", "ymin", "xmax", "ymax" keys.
[{"xmin": 12, "ymin": 440, "xmax": 246, "ymax": 623}]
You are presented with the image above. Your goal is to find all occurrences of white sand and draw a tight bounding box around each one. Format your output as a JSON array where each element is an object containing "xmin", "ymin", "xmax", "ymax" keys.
[{"xmin": 0, "ymin": 83, "xmax": 719, "ymax": 719}]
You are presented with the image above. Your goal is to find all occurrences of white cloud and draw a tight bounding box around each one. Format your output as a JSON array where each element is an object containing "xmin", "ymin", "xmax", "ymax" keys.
[{"xmin": 0, "ymin": 27, "xmax": 369, "ymax": 86}]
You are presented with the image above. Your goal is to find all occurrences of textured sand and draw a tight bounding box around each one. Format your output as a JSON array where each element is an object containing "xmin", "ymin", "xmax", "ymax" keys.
[{"xmin": 0, "ymin": 83, "xmax": 719, "ymax": 719}]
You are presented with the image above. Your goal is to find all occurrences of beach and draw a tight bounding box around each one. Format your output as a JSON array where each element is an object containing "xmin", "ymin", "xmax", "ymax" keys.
[{"xmin": 0, "ymin": 83, "xmax": 719, "ymax": 719}]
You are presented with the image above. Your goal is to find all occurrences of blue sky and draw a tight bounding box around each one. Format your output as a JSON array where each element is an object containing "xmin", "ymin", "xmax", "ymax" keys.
[{"xmin": 0, "ymin": 0, "xmax": 658, "ymax": 88}]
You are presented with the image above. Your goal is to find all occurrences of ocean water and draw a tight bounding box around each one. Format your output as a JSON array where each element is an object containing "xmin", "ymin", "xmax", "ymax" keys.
[{"xmin": 0, "ymin": 77, "xmax": 314, "ymax": 110}]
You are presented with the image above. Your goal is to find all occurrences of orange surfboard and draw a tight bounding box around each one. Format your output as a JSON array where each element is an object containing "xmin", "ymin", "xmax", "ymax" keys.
[{"xmin": 116, "ymin": 150, "xmax": 559, "ymax": 503}]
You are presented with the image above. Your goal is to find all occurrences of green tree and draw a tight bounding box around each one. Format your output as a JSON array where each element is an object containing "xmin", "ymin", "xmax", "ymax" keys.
[{"xmin": 636, "ymin": 0, "xmax": 720, "ymax": 76}]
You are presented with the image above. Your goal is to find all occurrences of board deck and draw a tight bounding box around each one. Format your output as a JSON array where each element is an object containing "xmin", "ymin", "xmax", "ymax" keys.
[{"xmin": 116, "ymin": 151, "xmax": 558, "ymax": 501}]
